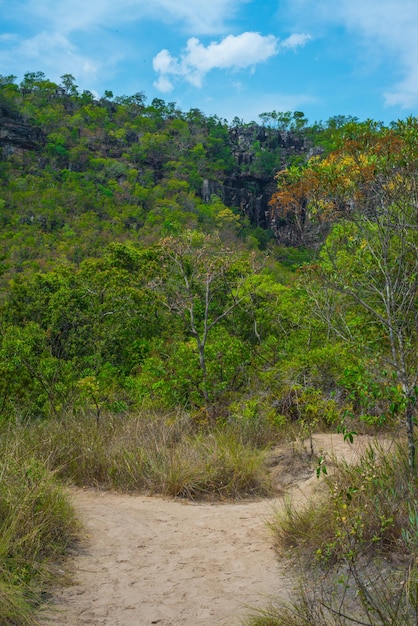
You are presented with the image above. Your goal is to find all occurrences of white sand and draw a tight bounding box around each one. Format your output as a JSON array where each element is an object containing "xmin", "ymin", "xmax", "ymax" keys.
[{"xmin": 40, "ymin": 433, "xmax": 386, "ymax": 626}]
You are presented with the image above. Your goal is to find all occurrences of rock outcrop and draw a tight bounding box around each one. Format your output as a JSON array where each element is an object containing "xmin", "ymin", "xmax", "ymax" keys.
[
  {"xmin": 204, "ymin": 124, "xmax": 324, "ymax": 245},
  {"xmin": 0, "ymin": 117, "xmax": 45, "ymax": 155}
]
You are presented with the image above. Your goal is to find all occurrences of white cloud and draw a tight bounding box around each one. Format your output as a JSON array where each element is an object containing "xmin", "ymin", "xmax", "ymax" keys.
[
  {"xmin": 153, "ymin": 49, "xmax": 181, "ymax": 76},
  {"xmin": 153, "ymin": 31, "xmax": 311, "ymax": 91},
  {"xmin": 186, "ymin": 33, "xmax": 278, "ymax": 71},
  {"xmin": 283, "ymin": 0, "xmax": 418, "ymax": 108},
  {"xmin": 153, "ymin": 74, "xmax": 175, "ymax": 93},
  {"xmin": 384, "ymin": 65, "xmax": 418, "ymax": 109},
  {"xmin": 144, "ymin": 0, "xmax": 245, "ymax": 34},
  {"xmin": 279, "ymin": 33, "xmax": 312, "ymax": 50}
]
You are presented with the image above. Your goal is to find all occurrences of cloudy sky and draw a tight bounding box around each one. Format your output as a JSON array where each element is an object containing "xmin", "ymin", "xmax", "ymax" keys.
[{"xmin": 1, "ymin": 0, "xmax": 417, "ymax": 124}]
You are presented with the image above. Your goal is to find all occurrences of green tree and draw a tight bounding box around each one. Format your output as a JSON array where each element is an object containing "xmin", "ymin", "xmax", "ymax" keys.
[
  {"xmin": 159, "ymin": 231, "xmax": 254, "ymax": 409},
  {"xmin": 294, "ymin": 119, "xmax": 418, "ymax": 469},
  {"xmin": 60, "ymin": 73, "xmax": 79, "ymax": 96}
]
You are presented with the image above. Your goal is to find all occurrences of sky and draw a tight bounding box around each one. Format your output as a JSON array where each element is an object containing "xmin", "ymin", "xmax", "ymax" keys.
[{"xmin": 0, "ymin": 0, "xmax": 417, "ymax": 125}]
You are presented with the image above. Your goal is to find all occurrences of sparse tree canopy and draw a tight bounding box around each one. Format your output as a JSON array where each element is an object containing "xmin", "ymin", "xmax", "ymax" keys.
[{"xmin": 276, "ymin": 118, "xmax": 418, "ymax": 468}]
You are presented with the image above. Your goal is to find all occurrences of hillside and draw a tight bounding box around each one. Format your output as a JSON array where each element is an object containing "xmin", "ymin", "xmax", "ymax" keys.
[
  {"xmin": 0, "ymin": 72, "xmax": 346, "ymax": 280},
  {"xmin": 0, "ymin": 73, "xmax": 417, "ymax": 625},
  {"xmin": 0, "ymin": 71, "xmax": 416, "ymax": 441}
]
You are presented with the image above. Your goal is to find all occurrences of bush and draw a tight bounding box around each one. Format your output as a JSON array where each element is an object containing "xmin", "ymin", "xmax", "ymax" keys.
[
  {"xmin": 262, "ymin": 440, "xmax": 418, "ymax": 625},
  {"xmin": 2, "ymin": 411, "xmax": 272, "ymax": 499}
]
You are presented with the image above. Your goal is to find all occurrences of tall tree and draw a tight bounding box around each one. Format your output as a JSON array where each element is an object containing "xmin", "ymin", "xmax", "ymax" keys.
[
  {"xmin": 159, "ymin": 231, "xmax": 254, "ymax": 409},
  {"xmin": 286, "ymin": 119, "xmax": 418, "ymax": 469}
]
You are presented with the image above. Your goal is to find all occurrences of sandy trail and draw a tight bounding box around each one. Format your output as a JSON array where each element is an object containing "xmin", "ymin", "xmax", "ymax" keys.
[
  {"xmin": 42, "ymin": 492, "xmax": 291, "ymax": 625},
  {"xmin": 40, "ymin": 434, "xmax": 384, "ymax": 626}
]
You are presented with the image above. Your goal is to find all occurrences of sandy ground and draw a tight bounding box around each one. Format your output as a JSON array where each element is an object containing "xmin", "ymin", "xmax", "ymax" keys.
[{"xmin": 40, "ymin": 434, "xmax": 388, "ymax": 626}]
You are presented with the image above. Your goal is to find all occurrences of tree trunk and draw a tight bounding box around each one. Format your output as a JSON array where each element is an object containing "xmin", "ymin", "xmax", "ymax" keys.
[{"xmin": 405, "ymin": 397, "xmax": 416, "ymax": 472}]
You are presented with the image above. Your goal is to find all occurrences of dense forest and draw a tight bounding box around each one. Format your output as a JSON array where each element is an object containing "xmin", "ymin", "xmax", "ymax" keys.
[{"xmin": 0, "ymin": 72, "xmax": 417, "ymax": 624}]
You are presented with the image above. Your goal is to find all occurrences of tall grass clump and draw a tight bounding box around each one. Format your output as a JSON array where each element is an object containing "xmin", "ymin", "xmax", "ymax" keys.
[
  {"xmin": 254, "ymin": 441, "xmax": 418, "ymax": 625},
  {"xmin": 4, "ymin": 411, "xmax": 272, "ymax": 499},
  {"xmin": 0, "ymin": 443, "xmax": 78, "ymax": 625}
]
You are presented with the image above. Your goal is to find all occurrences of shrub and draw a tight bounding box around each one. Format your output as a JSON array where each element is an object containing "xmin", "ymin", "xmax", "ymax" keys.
[
  {"xmin": 263, "ymin": 440, "xmax": 418, "ymax": 625},
  {"xmin": 0, "ymin": 448, "xmax": 78, "ymax": 624}
]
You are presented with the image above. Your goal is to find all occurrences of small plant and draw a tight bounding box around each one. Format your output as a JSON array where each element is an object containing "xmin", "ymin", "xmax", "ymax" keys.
[{"xmin": 264, "ymin": 440, "xmax": 418, "ymax": 625}]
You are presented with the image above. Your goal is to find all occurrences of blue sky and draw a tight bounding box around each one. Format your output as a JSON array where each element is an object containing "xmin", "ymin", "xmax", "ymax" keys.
[{"xmin": 1, "ymin": 0, "xmax": 417, "ymax": 125}]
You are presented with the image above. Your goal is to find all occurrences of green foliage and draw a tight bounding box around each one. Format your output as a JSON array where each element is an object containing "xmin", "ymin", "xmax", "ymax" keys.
[
  {"xmin": 266, "ymin": 442, "xmax": 418, "ymax": 625},
  {"xmin": 128, "ymin": 324, "xmax": 250, "ymax": 409},
  {"xmin": 1, "ymin": 69, "xmax": 417, "ymax": 626},
  {"xmin": 273, "ymin": 245, "xmax": 314, "ymax": 268},
  {"xmin": 127, "ymin": 339, "xmax": 202, "ymax": 408},
  {"xmin": 227, "ymin": 397, "xmax": 287, "ymax": 447},
  {"xmin": 0, "ymin": 74, "xmax": 415, "ymax": 437},
  {"xmin": 258, "ymin": 110, "xmax": 308, "ymax": 133}
]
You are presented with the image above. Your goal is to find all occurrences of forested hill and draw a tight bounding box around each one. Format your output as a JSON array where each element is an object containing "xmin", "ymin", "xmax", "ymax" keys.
[
  {"xmin": 0, "ymin": 71, "xmax": 416, "ymax": 446},
  {"xmin": 1, "ymin": 71, "xmax": 417, "ymax": 626},
  {"xmin": 0, "ymin": 71, "xmax": 356, "ymax": 278}
]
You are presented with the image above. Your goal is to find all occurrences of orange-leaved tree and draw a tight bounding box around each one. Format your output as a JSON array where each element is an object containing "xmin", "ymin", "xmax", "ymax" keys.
[{"xmin": 273, "ymin": 118, "xmax": 418, "ymax": 469}]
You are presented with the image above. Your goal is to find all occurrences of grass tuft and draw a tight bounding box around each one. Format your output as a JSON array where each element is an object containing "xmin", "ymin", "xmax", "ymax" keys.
[
  {"xmin": 1, "ymin": 411, "xmax": 272, "ymax": 499},
  {"xmin": 259, "ymin": 440, "xmax": 418, "ymax": 625},
  {"xmin": 0, "ymin": 443, "xmax": 78, "ymax": 625}
]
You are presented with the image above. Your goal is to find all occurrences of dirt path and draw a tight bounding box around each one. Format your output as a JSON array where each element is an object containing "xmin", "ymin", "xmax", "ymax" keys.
[
  {"xmin": 41, "ymin": 492, "xmax": 291, "ymax": 625},
  {"xmin": 40, "ymin": 434, "xmax": 386, "ymax": 626}
]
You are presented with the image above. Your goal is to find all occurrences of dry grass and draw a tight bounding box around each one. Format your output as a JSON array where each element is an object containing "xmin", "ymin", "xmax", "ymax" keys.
[
  {"xmin": 252, "ymin": 440, "xmax": 418, "ymax": 626},
  {"xmin": 2, "ymin": 411, "xmax": 272, "ymax": 499},
  {"xmin": 0, "ymin": 409, "xmax": 277, "ymax": 624},
  {"xmin": 0, "ymin": 442, "xmax": 79, "ymax": 625}
]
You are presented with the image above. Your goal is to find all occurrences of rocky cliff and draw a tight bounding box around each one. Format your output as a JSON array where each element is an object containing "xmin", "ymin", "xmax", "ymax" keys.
[
  {"xmin": 0, "ymin": 117, "xmax": 45, "ymax": 155},
  {"xmin": 205, "ymin": 124, "xmax": 324, "ymax": 246}
]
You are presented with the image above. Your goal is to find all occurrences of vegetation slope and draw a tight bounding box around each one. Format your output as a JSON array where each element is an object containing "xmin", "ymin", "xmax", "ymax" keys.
[{"xmin": 0, "ymin": 72, "xmax": 416, "ymax": 624}]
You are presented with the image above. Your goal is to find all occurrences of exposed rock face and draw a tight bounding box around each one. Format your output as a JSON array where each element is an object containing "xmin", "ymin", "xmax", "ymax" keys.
[
  {"xmin": 0, "ymin": 111, "xmax": 323, "ymax": 246},
  {"xmin": 202, "ymin": 174, "xmax": 274, "ymax": 228},
  {"xmin": 0, "ymin": 117, "xmax": 45, "ymax": 155},
  {"xmin": 228, "ymin": 124, "xmax": 306, "ymax": 164},
  {"xmin": 204, "ymin": 124, "xmax": 322, "ymax": 245},
  {"xmin": 222, "ymin": 174, "xmax": 276, "ymax": 229}
]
